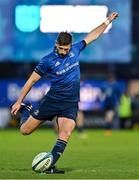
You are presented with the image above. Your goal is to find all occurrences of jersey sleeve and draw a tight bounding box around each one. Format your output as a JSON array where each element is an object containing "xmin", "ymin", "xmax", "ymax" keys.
[
  {"xmin": 73, "ymin": 40, "xmax": 86, "ymax": 53},
  {"xmin": 34, "ymin": 57, "xmax": 50, "ymax": 77}
]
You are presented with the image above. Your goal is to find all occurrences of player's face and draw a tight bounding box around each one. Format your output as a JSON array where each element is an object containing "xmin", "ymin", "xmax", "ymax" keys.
[{"xmin": 56, "ymin": 43, "xmax": 71, "ymax": 58}]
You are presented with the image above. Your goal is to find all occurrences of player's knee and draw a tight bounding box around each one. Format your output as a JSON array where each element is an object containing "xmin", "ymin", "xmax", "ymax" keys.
[{"xmin": 20, "ymin": 126, "xmax": 31, "ymax": 135}]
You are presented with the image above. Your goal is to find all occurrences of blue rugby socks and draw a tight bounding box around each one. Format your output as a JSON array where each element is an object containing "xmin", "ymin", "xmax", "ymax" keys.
[
  {"xmin": 20, "ymin": 108, "xmax": 30, "ymax": 125},
  {"xmin": 20, "ymin": 103, "xmax": 32, "ymax": 125},
  {"xmin": 51, "ymin": 139, "xmax": 67, "ymax": 166}
]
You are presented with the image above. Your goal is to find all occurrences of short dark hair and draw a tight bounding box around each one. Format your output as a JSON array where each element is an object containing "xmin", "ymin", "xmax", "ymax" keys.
[{"xmin": 57, "ymin": 31, "xmax": 72, "ymax": 45}]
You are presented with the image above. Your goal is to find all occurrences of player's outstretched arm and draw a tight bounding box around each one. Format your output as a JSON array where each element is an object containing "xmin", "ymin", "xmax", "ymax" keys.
[
  {"xmin": 84, "ymin": 12, "xmax": 118, "ymax": 45},
  {"xmin": 11, "ymin": 71, "xmax": 41, "ymax": 115}
]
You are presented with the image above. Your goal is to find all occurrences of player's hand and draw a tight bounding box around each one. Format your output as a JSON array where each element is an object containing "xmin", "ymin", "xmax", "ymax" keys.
[
  {"xmin": 11, "ymin": 101, "xmax": 21, "ymax": 115},
  {"xmin": 108, "ymin": 12, "xmax": 119, "ymax": 22}
]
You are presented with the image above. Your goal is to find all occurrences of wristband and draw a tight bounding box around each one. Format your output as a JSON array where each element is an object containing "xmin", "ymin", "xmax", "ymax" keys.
[{"xmin": 104, "ymin": 19, "xmax": 110, "ymax": 26}]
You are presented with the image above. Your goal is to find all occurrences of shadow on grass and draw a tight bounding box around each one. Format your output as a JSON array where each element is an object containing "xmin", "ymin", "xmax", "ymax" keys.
[
  {"xmin": 63, "ymin": 167, "xmax": 75, "ymax": 173},
  {"xmin": 0, "ymin": 167, "xmax": 75, "ymax": 174}
]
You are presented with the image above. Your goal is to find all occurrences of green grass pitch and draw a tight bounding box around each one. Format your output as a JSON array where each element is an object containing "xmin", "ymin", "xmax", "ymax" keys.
[{"xmin": 0, "ymin": 129, "xmax": 139, "ymax": 179}]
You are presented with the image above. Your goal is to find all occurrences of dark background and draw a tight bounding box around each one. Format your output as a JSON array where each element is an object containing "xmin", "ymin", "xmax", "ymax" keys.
[{"xmin": 0, "ymin": 0, "xmax": 138, "ymax": 80}]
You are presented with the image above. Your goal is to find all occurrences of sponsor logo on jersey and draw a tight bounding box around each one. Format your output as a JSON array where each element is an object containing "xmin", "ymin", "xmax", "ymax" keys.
[
  {"xmin": 56, "ymin": 62, "xmax": 79, "ymax": 75},
  {"xmin": 55, "ymin": 61, "xmax": 61, "ymax": 67}
]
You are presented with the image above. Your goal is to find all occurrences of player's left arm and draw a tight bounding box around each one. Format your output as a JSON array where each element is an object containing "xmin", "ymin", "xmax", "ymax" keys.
[{"xmin": 84, "ymin": 12, "xmax": 118, "ymax": 45}]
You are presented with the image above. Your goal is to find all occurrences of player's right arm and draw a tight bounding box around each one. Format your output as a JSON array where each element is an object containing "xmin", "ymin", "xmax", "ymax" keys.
[
  {"xmin": 11, "ymin": 71, "xmax": 41, "ymax": 115},
  {"xmin": 84, "ymin": 12, "xmax": 118, "ymax": 45}
]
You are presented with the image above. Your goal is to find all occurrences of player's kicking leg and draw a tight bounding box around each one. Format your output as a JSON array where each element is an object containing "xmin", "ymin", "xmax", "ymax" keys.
[{"xmin": 45, "ymin": 117, "xmax": 76, "ymax": 174}]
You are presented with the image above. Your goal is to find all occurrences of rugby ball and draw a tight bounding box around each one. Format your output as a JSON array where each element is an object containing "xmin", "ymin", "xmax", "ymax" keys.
[{"xmin": 32, "ymin": 152, "xmax": 53, "ymax": 173}]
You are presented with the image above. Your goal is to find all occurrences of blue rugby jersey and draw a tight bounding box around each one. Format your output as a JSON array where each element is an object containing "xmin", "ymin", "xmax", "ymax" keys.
[{"xmin": 34, "ymin": 40, "xmax": 86, "ymax": 102}]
